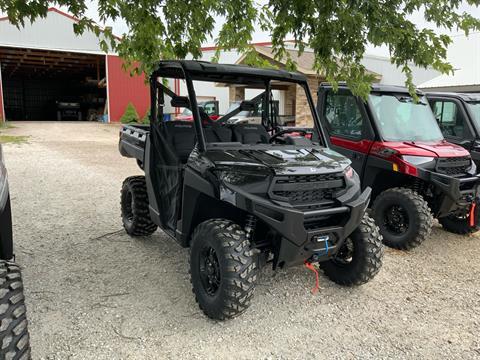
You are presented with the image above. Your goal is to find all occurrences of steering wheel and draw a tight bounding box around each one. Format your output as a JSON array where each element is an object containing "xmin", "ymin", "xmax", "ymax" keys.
[{"xmin": 269, "ymin": 128, "xmax": 310, "ymax": 143}]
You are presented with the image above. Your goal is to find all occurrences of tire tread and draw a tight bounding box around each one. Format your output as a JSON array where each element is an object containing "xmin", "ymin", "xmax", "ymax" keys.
[
  {"xmin": 373, "ymin": 187, "xmax": 433, "ymax": 250},
  {"xmin": 0, "ymin": 261, "xmax": 30, "ymax": 360},
  {"xmin": 121, "ymin": 176, "xmax": 157, "ymax": 236},
  {"xmin": 190, "ymin": 219, "xmax": 257, "ymax": 320},
  {"xmin": 320, "ymin": 215, "xmax": 384, "ymax": 286}
]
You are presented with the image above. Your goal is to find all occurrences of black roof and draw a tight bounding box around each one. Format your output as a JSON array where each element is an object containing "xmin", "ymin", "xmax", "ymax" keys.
[
  {"xmin": 151, "ymin": 60, "xmax": 307, "ymax": 85},
  {"xmin": 424, "ymin": 91, "xmax": 480, "ymax": 102},
  {"xmin": 320, "ymin": 82, "xmax": 424, "ymax": 95}
]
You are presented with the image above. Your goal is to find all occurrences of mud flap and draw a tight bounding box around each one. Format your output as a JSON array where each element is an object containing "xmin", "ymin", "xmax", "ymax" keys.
[{"xmin": 0, "ymin": 196, "xmax": 14, "ymax": 260}]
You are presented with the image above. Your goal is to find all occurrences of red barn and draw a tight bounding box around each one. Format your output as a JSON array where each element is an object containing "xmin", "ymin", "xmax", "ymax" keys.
[{"xmin": 0, "ymin": 8, "xmax": 149, "ymax": 123}]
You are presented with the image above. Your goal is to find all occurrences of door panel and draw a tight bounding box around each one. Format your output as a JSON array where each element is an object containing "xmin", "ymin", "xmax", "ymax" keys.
[
  {"xmin": 318, "ymin": 89, "xmax": 374, "ymax": 177},
  {"xmin": 330, "ymin": 136, "xmax": 372, "ymax": 174},
  {"xmin": 429, "ymin": 97, "xmax": 475, "ymax": 151}
]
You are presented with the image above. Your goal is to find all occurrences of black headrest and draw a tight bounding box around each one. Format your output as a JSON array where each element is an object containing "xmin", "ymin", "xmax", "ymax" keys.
[{"xmin": 170, "ymin": 96, "xmax": 190, "ymax": 108}]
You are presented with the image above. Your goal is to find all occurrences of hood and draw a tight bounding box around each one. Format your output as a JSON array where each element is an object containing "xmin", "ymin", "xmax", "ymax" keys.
[
  {"xmin": 380, "ymin": 141, "xmax": 470, "ymax": 158},
  {"xmin": 207, "ymin": 147, "xmax": 351, "ymax": 175},
  {"xmin": 175, "ymin": 115, "xmax": 193, "ymax": 121}
]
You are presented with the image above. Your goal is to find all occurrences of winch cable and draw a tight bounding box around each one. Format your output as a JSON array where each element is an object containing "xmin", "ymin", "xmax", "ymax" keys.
[{"xmin": 304, "ymin": 261, "xmax": 320, "ymax": 294}]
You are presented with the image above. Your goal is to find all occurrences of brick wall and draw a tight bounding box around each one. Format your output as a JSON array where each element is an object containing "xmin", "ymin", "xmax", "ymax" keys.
[
  {"xmin": 294, "ymin": 76, "xmax": 320, "ymax": 127},
  {"xmin": 229, "ymin": 87, "xmax": 245, "ymax": 103}
]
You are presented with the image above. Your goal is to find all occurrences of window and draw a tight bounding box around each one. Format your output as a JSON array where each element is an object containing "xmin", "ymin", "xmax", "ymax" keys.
[
  {"xmin": 203, "ymin": 101, "xmax": 218, "ymax": 115},
  {"xmin": 370, "ymin": 94, "xmax": 443, "ymax": 142},
  {"xmin": 324, "ymin": 92, "xmax": 363, "ymax": 139},
  {"xmin": 467, "ymin": 102, "xmax": 480, "ymax": 130},
  {"xmin": 431, "ymin": 100, "xmax": 465, "ymax": 138}
]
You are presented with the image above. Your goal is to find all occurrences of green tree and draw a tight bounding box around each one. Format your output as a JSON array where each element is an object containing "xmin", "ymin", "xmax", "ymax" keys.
[
  {"xmin": 142, "ymin": 109, "xmax": 151, "ymax": 125},
  {"xmin": 120, "ymin": 102, "xmax": 139, "ymax": 124},
  {"xmin": 2, "ymin": 1, "xmax": 480, "ymax": 97}
]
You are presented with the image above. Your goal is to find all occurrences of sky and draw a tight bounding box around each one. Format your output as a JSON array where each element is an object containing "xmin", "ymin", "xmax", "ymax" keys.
[
  {"xmin": 77, "ymin": 1, "xmax": 480, "ymax": 58},
  {"xmin": 5, "ymin": 1, "xmax": 480, "ymax": 58}
]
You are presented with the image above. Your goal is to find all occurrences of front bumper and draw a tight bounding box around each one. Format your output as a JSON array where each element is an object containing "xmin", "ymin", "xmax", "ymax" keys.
[
  {"xmin": 226, "ymin": 183, "xmax": 371, "ymax": 268},
  {"xmin": 428, "ymin": 171, "xmax": 480, "ymax": 217}
]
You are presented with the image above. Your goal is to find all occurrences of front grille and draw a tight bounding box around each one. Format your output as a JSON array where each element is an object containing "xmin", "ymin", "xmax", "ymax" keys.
[
  {"xmin": 270, "ymin": 172, "xmax": 345, "ymax": 206},
  {"xmin": 273, "ymin": 189, "xmax": 335, "ymax": 203},
  {"xmin": 437, "ymin": 156, "xmax": 471, "ymax": 176}
]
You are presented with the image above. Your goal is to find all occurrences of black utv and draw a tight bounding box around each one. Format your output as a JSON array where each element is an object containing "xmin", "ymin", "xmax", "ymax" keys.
[
  {"xmin": 118, "ymin": 61, "xmax": 384, "ymax": 320},
  {"xmin": 426, "ymin": 92, "xmax": 480, "ymax": 167},
  {"xmin": 0, "ymin": 143, "xmax": 31, "ymax": 359}
]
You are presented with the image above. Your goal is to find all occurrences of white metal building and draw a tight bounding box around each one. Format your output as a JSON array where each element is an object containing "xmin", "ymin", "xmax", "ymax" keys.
[{"xmin": 420, "ymin": 32, "xmax": 480, "ymax": 92}]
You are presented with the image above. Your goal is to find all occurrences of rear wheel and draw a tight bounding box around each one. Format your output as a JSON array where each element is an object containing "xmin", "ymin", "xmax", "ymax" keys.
[
  {"xmin": 189, "ymin": 219, "xmax": 258, "ymax": 320},
  {"xmin": 0, "ymin": 261, "xmax": 31, "ymax": 360},
  {"xmin": 121, "ymin": 176, "xmax": 157, "ymax": 236},
  {"xmin": 439, "ymin": 214, "xmax": 478, "ymax": 235},
  {"xmin": 373, "ymin": 188, "xmax": 433, "ymax": 250},
  {"xmin": 320, "ymin": 215, "xmax": 384, "ymax": 286}
]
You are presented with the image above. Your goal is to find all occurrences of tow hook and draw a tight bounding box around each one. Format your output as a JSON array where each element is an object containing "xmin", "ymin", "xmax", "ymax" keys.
[{"xmin": 469, "ymin": 201, "xmax": 477, "ymax": 228}]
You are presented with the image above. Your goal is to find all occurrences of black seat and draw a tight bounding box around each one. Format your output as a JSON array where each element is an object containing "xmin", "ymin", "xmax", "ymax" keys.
[
  {"xmin": 232, "ymin": 124, "xmax": 270, "ymax": 144},
  {"xmin": 204, "ymin": 124, "xmax": 233, "ymax": 143},
  {"xmin": 164, "ymin": 121, "xmax": 196, "ymax": 162}
]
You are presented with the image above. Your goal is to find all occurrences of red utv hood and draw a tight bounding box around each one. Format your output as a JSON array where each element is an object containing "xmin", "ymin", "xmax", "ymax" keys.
[
  {"xmin": 377, "ymin": 141, "xmax": 469, "ymax": 158},
  {"xmin": 175, "ymin": 115, "xmax": 193, "ymax": 121}
]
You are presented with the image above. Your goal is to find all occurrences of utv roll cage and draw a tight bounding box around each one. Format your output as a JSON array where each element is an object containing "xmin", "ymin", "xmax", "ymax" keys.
[{"xmin": 149, "ymin": 60, "xmax": 327, "ymax": 149}]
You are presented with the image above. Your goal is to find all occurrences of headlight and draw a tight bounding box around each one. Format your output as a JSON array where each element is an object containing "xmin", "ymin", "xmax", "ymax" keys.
[
  {"xmin": 216, "ymin": 170, "xmax": 269, "ymax": 185},
  {"xmin": 344, "ymin": 166, "xmax": 354, "ymax": 179},
  {"xmin": 401, "ymin": 155, "xmax": 435, "ymax": 166}
]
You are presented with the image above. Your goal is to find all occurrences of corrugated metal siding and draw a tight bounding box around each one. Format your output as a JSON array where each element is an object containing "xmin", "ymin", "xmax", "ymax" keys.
[
  {"xmin": 0, "ymin": 65, "xmax": 4, "ymax": 121},
  {"xmin": 0, "ymin": 10, "xmax": 108, "ymax": 54},
  {"xmin": 107, "ymin": 55, "xmax": 149, "ymax": 122}
]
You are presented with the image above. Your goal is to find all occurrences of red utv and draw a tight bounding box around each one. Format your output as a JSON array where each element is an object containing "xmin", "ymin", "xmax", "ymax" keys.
[
  {"xmin": 175, "ymin": 100, "xmax": 220, "ymax": 121},
  {"xmin": 317, "ymin": 83, "xmax": 480, "ymax": 249}
]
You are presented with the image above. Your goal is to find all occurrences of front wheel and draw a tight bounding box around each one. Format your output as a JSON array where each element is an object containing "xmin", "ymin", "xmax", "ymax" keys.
[
  {"xmin": 439, "ymin": 214, "xmax": 479, "ymax": 235},
  {"xmin": 320, "ymin": 215, "xmax": 384, "ymax": 286},
  {"xmin": 189, "ymin": 219, "xmax": 258, "ymax": 320},
  {"xmin": 372, "ymin": 188, "xmax": 433, "ymax": 250}
]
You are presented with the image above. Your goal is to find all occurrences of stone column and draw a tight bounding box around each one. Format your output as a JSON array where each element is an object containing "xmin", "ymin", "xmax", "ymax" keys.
[{"xmin": 229, "ymin": 86, "xmax": 245, "ymax": 104}]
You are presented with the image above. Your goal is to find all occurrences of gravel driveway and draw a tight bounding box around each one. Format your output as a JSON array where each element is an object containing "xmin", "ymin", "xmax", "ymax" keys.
[{"xmin": 2, "ymin": 121, "xmax": 480, "ymax": 359}]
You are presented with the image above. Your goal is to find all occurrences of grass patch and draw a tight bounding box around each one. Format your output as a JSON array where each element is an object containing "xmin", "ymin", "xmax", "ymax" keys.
[
  {"xmin": 0, "ymin": 135, "xmax": 29, "ymax": 144},
  {"xmin": 0, "ymin": 122, "xmax": 15, "ymax": 129}
]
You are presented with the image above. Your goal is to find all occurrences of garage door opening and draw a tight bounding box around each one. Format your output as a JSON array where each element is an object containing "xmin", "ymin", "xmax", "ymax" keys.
[{"xmin": 0, "ymin": 47, "xmax": 107, "ymax": 121}]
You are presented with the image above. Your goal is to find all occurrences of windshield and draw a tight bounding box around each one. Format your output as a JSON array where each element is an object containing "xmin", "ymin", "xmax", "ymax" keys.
[
  {"xmin": 157, "ymin": 77, "xmax": 322, "ymax": 149},
  {"xmin": 369, "ymin": 94, "xmax": 444, "ymax": 142},
  {"xmin": 467, "ymin": 102, "xmax": 480, "ymax": 129},
  {"xmin": 181, "ymin": 108, "xmax": 192, "ymax": 116}
]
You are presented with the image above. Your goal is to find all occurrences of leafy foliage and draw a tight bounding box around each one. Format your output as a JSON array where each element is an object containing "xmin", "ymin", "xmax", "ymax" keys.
[
  {"xmin": 120, "ymin": 102, "xmax": 139, "ymax": 124},
  {"xmin": 142, "ymin": 109, "xmax": 151, "ymax": 125},
  {"xmin": 2, "ymin": 1, "xmax": 480, "ymax": 97}
]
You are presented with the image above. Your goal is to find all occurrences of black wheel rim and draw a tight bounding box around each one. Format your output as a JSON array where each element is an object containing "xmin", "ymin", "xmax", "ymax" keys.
[
  {"xmin": 122, "ymin": 189, "xmax": 134, "ymax": 222},
  {"xmin": 199, "ymin": 246, "xmax": 221, "ymax": 296},
  {"xmin": 333, "ymin": 237, "xmax": 354, "ymax": 266},
  {"xmin": 384, "ymin": 205, "xmax": 409, "ymax": 235}
]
